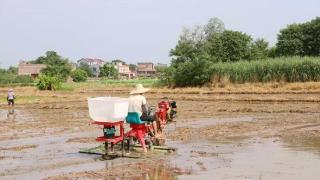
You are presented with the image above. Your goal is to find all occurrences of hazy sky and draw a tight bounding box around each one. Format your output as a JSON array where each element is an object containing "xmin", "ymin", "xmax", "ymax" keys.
[{"xmin": 0, "ymin": 0, "xmax": 319, "ymax": 68}]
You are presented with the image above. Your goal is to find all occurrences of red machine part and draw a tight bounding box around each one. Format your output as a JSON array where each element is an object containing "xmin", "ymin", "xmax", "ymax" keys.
[
  {"xmin": 93, "ymin": 101, "xmax": 173, "ymax": 154},
  {"xmin": 93, "ymin": 121, "xmax": 124, "ymax": 144},
  {"xmin": 125, "ymin": 124, "xmax": 148, "ymax": 150},
  {"xmin": 156, "ymin": 101, "xmax": 170, "ymax": 126},
  {"xmin": 124, "ymin": 101, "xmax": 171, "ymax": 149}
]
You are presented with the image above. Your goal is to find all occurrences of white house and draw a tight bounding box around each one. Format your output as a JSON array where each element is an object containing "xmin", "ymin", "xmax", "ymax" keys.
[{"xmin": 77, "ymin": 58, "xmax": 105, "ymax": 77}]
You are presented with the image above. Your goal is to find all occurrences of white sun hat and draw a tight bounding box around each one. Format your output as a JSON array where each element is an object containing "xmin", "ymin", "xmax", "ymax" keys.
[{"xmin": 130, "ymin": 84, "xmax": 150, "ymax": 95}]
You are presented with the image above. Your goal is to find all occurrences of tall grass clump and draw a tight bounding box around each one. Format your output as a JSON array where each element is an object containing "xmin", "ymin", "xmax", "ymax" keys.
[{"xmin": 210, "ymin": 57, "xmax": 320, "ymax": 84}]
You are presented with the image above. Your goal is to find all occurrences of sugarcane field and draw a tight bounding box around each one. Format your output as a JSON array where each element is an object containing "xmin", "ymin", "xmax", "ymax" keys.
[{"xmin": 1, "ymin": 1, "xmax": 320, "ymax": 180}]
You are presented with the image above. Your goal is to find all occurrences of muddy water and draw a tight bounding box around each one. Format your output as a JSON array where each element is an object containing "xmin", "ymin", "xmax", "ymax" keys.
[
  {"xmin": 166, "ymin": 116, "xmax": 255, "ymax": 130},
  {"xmin": 163, "ymin": 117, "xmax": 320, "ymax": 180},
  {"xmin": 0, "ymin": 107, "xmax": 176, "ymax": 179},
  {"xmin": 166, "ymin": 138, "xmax": 320, "ymax": 180},
  {"xmin": 1, "ymin": 106, "xmax": 320, "ymax": 179},
  {"xmin": 0, "ymin": 132, "xmax": 102, "ymax": 179},
  {"xmin": 0, "ymin": 107, "xmax": 102, "ymax": 179}
]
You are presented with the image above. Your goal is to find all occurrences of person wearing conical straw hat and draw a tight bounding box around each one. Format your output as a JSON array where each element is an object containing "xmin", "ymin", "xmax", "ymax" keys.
[
  {"xmin": 7, "ymin": 89, "xmax": 15, "ymax": 107},
  {"xmin": 128, "ymin": 84, "xmax": 159, "ymax": 152}
]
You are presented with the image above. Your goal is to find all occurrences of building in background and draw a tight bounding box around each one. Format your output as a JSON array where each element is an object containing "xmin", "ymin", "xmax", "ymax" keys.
[
  {"xmin": 77, "ymin": 58, "xmax": 105, "ymax": 77},
  {"xmin": 112, "ymin": 60, "xmax": 136, "ymax": 78},
  {"xmin": 137, "ymin": 62, "xmax": 156, "ymax": 77},
  {"xmin": 18, "ymin": 61, "xmax": 46, "ymax": 78}
]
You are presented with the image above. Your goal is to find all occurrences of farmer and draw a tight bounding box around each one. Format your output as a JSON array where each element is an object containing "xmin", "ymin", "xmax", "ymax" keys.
[
  {"xmin": 7, "ymin": 89, "xmax": 15, "ymax": 107},
  {"xmin": 128, "ymin": 84, "xmax": 159, "ymax": 137}
]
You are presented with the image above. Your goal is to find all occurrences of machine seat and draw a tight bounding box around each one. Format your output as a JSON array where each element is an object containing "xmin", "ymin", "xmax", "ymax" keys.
[{"xmin": 126, "ymin": 112, "xmax": 145, "ymax": 124}]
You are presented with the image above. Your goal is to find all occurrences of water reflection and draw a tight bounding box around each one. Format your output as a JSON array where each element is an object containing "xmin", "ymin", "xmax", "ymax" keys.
[
  {"xmin": 140, "ymin": 163, "xmax": 177, "ymax": 180},
  {"xmin": 120, "ymin": 161, "xmax": 178, "ymax": 180},
  {"xmin": 0, "ymin": 107, "xmax": 16, "ymax": 120},
  {"xmin": 281, "ymin": 136, "xmax": 320, "ymax": 155},
  {"xmin": 169, "ymin": 138, "xmax": 320, "ymax": 180},
  {"xmin": 7, "ymin": 108, "xmax": 16, "ymax": 120}
]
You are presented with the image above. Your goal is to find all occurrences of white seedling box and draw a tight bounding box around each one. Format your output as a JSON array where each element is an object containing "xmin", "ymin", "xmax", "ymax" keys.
[{"xmin": 87, "ymin": 97, "xmax": 128, "ymax": 122}]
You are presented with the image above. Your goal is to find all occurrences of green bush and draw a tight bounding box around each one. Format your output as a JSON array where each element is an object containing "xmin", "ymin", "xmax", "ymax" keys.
[
  {"xmin": 160, "ymin": 58, "xmax": 213, "ymax": 87},
  {"xmin": 157, "ymin": 66, "xmax": 176, "ymax": 87},
  {"xmin": 71, "ymin": 69, "xmax": 88, "ymax": 82},
  {"xmin": 99, "ymin": 63, "xmax": 118, "ymax": 79},
  {"xmin": 78, "ymin": 62, "xmax": 94, "ymax": 77},
  {"xmin": 13, "ymin": 75, "xmax": 34, "ymax": 83},
  {"xmin": 35, "ymin": 74, "xmax": 61, "ymax": 90},
  {"xmin": 0, "ymin": 74, "xmax": 33, "ymax": 84}
]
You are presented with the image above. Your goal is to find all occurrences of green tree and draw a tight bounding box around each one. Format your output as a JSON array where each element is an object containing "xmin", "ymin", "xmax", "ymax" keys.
[
  {"xmin": 206, "ymin": 30, "xmax": 252, "ymax": 62},
  {"xmin": 41, "ymin": 51, "xmax": 72, "ymax": 79},
  {"xmin": 158, "ymin": 66, "xmax": 176, "ymax": 87},
  {"xmin": 33, "ymin": 51, "xmax": 72, "ymax": 81},
  {"xmin": 78, "ymin": 62, "xmax": 93, "ymax": 77},
  {"xmin": 300, "ymin": 17, "xmax": 320, "ymax": 56},
  {"xmin": 204, "ymin": 17, "xmax": 225, "ymax": 38},
  {"xmin": 170, "ymin": 17, "xmax": 226, "ymax": 67},
  {"xmin": 112, "ymin": 59, "xmax": 126, "ymax": 64},
  {"xmin": 129, "ymin": 64, "xmax": 137, "ymax": 71},
  {"xmin": 7, "ymin": 66, "xmax": 18, "ymax": 74},
  {"xmin": 275, "ymin": 17, "xmax": 320, "ymax": 56},
  {"xmin": 36, "ymin": 74, "xmax": 61, "ymax": 90},
  {"xmin": 71, "ymin": 69, "xmax": 88, "ymax": 82},
  {"xmin": 250, "ymin": 38, "xmax": 269, "ymax": 60},
  {"xmin": 276, "ymin": 24, "xmax": 304, "ymax": 56},
  {"xmin": 268, "ymin": 46, "xmax": 277, "ymax": 58},
  {"xmin": 29, "ymin": 56, "xmax": 47, "ymax": 64},
  {"xmin": 99, "ymin": 63, "xmax": 118, "ymax": 79},
  {"xmin": 173, "ymin": 58, "xmax": 213, "ymax": 87},
  {"xmin": 170, "ymin": 27, "xmax": 206, "ymax": 67},
  {"xmin": 170, "ymin": 39, "xmax": 203, "ymax": 67}
]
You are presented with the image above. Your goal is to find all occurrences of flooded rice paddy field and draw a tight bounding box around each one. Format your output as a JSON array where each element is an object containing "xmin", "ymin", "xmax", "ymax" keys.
[{"xmin": 1, "ymin": 88, "xmax": 320, "ymax": 179}]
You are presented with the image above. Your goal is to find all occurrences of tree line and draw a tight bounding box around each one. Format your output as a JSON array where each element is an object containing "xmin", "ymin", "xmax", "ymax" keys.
[
  {"xmin": 0, "ymin": 51, "xmax": 121, "ymax": 90},
  {"xmin": 30, "ymin": 51, "xmax": 122, "ymax": 90},
  {"xmin": 161, "ymin": 17, "xmax": 320, "ymax": 87}
]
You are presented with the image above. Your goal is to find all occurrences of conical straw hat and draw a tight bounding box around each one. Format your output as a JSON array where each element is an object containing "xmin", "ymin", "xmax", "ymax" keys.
[{"xmin": 130, "ymin": 84, "xmax": 150, "ymax": 95}]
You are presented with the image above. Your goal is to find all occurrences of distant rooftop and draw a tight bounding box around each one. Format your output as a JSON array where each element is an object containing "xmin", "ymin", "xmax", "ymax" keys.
[
  {"xmin": 77, "ymin": 58, "xmax": 105, "ymax": 64},
  {"xmin": 137, "ymin": 62, "xmax": 154, "ymax": 64},
  {"xmin": 18, "ymin": 61, "xmax": 46, "ymax": 76}
]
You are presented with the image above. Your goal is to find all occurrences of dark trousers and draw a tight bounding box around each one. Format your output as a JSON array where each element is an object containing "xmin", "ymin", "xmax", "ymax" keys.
[
  {"xmin": 8, "ymin": 99, "xmax": 14, "ymax": 106},
  {"xmin": 141, "ymin": 108, "xmax": 156, "ymax": 122}
]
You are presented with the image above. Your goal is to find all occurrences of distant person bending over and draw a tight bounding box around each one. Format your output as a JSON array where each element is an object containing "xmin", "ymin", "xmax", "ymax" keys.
[
  {"xmin": 128, "ymin": 84, "xmax": 159, "ymax": 137},
  {"xmin": 7, "ymin": 89, "xmax": 15, "ymax": 107}
]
